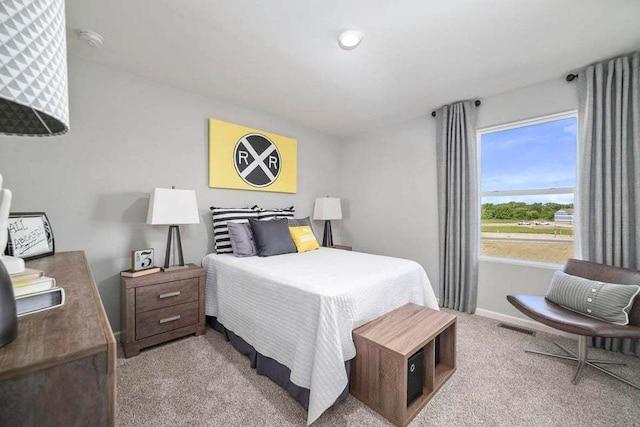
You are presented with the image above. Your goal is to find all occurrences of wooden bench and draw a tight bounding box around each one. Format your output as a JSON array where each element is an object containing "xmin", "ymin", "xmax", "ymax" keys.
[{"xmin": 350, "ymin": 303, "xmax": 457, "ymax": 426}]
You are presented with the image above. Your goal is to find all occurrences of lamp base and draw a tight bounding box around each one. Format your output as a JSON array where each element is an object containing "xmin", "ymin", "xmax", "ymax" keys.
[
  {"xmin": 162, "ymin": 265, "xmax": 189, "ymax": 272},
  {"xmin": 164, "ymin": 225, "xmax": 186, "ymax": 270},
  {"xmin": 322, "ymin": 220, "xmax": 333, "ymax": 247}
]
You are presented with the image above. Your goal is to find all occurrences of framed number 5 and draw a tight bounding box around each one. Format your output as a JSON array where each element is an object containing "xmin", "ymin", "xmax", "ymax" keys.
[{"xmin": 131, "ymin": 248, "xmax": 155, "ymax": 271}]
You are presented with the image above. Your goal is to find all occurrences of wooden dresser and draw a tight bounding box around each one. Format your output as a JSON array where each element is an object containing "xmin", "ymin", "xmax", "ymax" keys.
[
  {"xmin": 120, "ymin": 264, "xmax": 206, "ymax": 358},
  {"xmin": 0, "ymin": 251, "xmax": 116, "ymax": 426}
]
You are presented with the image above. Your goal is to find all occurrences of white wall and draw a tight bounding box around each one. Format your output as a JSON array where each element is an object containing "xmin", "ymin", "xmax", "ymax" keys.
[
  {"xmin": 0, "ymin": 57, "xmax": 342, "ymax": 331},
  {"xmin": 339, "ymin": 117, "xmax": 440, "ymax": 289},
  {"xmin": 340, "ymin": 77, "xmax": 578, "ymax": 319}
]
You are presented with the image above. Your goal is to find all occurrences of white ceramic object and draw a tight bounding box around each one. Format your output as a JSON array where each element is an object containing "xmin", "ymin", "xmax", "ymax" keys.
[{"xmin": 0, "ymin": 174, "xmax": 25, "ymax": 274}]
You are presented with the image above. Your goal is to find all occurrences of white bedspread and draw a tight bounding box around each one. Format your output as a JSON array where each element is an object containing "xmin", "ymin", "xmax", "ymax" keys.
[{"xmin": 202, "ymin": 248, "xmax": 438, "ymax": 424}]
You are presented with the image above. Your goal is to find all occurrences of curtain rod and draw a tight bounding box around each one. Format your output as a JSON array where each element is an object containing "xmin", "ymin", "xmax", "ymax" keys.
[
  {"xmin": 566, "ymin": 73, "xmax": 578, "ymax": 82},
  {"xmin": 431, "ymin": 99, "xmax": 481, "ymax": 117}
]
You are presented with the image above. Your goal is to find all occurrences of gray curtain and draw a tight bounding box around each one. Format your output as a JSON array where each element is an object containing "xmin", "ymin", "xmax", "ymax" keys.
[
  {"xmin": 578, "ymin": 51, "xmax": 640, "ymax": 357},
  {"xmin": 436, "ymin": 101, "xmax": 479, "ymax": 313}
]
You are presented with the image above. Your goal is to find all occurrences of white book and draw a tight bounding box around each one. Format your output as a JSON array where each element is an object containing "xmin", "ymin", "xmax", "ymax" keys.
[
  {"xmin": 12, "ymin": 276, "xmax": 56, "ymax": 297},
  {"xmin": 10, "ymin": 268, "xmax": 44, "ymax": 284},
  {"xmin": 15, "ymin": 287, "xmax": 65, "ymax": 317}
]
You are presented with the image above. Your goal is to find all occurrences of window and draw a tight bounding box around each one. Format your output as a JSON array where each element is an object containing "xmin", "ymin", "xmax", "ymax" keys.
[{"xmin": 478, "ymin": 112, "xmax": 577, "ymax": 265}]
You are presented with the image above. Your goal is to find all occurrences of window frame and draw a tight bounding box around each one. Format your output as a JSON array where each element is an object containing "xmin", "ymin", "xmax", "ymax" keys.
[{"xmin": 476, "ymin": 110, "xmax": 579, "ymax": 267}]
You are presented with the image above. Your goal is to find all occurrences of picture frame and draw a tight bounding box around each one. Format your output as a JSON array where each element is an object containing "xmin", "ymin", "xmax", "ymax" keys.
[
  {"xmin": 5, "ymin": 212, "xmax": 55, "ymax": 261},
  {"xmin": 208, "ymin": 118, "xmax": 297, "ymax": 194},
  {"xmin": 131, "ymin": 248, "xmax": 155, "ymax": 271}
]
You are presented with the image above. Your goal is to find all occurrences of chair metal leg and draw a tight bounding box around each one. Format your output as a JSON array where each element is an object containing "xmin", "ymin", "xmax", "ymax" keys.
[
  {"xmin": 554, "ymin": 342, "xmax": 576, "ymax": 357},
  {"xmin": 572, "ymin": 361, "xmax": 586, "ymax": 385},
  {"xmin": 587, "ymin": 359, "xmax": 627, "ymax": 366},
  {"xmin": 524, "ymin": 335, "xmax": 638, "ymax": 390},
  {"xmin": 571, "ymin": 336, "xmax": 588, "ymax": 385},
  {"xmin": 587, "ymin": 362, "xmax": 640, "ymax": 391},
  {"xmin": 554, "ymin": 339, "xmax": 625, "ymax": 365},
  {"xmin": 524, "ymin": 349, "xmax": 576, "ymax": 362}
]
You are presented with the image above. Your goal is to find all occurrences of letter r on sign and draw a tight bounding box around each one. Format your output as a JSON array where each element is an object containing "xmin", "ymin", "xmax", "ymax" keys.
[
  {"xmin": 269, "ymin": 155, "xmax": 278, "ymax": 170},
  {"xmin": 238, "ymin": 150, "xmax": 249, "ymax": 165}
]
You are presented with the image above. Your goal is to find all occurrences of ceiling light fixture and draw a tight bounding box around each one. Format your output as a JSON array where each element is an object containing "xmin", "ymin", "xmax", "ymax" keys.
[
  {"xmin": 77, "ymin": 30, "xmax": 104, "ymax": 48},
  {"xmin": 337, "ymin": 30, "xmax": 363, "ymax": 50}
]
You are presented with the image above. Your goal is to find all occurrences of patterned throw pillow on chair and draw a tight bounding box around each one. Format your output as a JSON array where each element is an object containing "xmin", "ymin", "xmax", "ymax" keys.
[{"xmin": 545, "ymin": 270, "xmax": 640, "ymax": 325}]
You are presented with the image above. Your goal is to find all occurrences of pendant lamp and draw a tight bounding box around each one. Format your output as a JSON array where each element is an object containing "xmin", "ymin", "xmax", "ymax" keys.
[{"xmin": 0, "ymin": 0, "xmax": 69, "ymax": 136}]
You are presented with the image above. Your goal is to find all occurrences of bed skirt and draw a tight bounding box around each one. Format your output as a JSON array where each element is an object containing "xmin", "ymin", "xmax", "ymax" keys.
[{"xmin": 206, "ymin": 316, "xmax": 351, "ymax": 410}]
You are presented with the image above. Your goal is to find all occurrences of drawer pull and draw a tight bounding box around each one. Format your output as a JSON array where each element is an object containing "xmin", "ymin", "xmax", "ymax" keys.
[
  {"xmin": 159, "ymin": 291, "xmax": 181, "ymax": 299},
  {"xmin": 159, "ymin": 315, "xmax": 181, "ymax": 324}
]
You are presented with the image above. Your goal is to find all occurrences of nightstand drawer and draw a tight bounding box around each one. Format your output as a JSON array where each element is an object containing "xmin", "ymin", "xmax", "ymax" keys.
[
  {"xmin": 136, "ymin": 301, "xmax": 199, "ymax": 340},
  {"xmin": 135, "ymin": 278, "xmax": 198, "ymax": 313}
]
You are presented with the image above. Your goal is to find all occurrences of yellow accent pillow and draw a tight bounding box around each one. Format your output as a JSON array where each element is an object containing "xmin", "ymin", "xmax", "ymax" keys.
[{"xmin": 289, "ymin": 226, "xmax": 320, "ymax": 253}]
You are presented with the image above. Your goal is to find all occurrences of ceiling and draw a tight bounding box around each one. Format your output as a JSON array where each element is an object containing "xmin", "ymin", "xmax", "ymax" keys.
[{"xmin": 65, "ymin": 0, "xmax": 640, "ymax": 137}]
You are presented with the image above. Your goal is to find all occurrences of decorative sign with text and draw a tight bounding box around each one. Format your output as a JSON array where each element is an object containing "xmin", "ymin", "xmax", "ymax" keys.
[
  {"xmin": 6, "ymin": 212, "xmax": 55, "ymax": 260},
  {"xmin": 208, "ymin": 118, "xmax": 297, "ymax": 193}
]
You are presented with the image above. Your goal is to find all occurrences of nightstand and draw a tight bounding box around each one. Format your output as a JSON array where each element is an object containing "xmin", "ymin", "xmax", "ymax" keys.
[
  {"xmin": 120, "ymin": 264, "xmax": 206, "ymax": 358},
  {"xmin": 330, "ymin": 245, "xmax": 352, "ymax": 251}
]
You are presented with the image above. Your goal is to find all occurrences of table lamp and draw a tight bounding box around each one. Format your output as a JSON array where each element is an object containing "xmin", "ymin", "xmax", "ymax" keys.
[
  {"xmin": 313, "ymin": 197, "xmax": 342, "ymax": 247},
  {"xmin": 147, "ymin": 187, "xmax": 200, "ymax": 271}
]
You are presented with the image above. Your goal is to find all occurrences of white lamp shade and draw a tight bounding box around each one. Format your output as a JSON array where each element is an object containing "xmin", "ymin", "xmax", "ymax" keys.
[
  {"xmin": 313, "ymin": 197, "xmax": 342, "ymax": 220},
  {"xmin": 0, "ymin": 0, "xmax": 70, "ymax": 136},
  {"xmin": 147, "ymin": 188, "xmax": 200, "ymax": 225}
]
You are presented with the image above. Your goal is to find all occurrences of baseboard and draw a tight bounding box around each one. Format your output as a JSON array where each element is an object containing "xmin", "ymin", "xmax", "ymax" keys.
[{"xmin": 475, "ymin": 308, "xmax": 575, "ymax": 339}]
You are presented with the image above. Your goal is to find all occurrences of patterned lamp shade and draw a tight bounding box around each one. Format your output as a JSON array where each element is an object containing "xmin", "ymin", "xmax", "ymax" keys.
[{"xmin": 0, "ymin": 0, "xmax": 69, "ymax": 136}]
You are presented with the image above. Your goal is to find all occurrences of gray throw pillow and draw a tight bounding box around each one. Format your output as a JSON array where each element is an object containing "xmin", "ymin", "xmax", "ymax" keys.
[
  {"xmin": 288, "ymin": 216, "xmax": 317, "ymax": 236},
  {"xmin": 249, "ymin": 218, "xmax": 297, "ymax": 257},
  {"xmin": 227, "ymin": 222, "xmax": 257, "ymax": 257},
  {"xmin": 288, "ymin": 216, "xmax": 312, "ymax": 227},
  {"xmin": 545, "ymin": 270, "xmax": 640, "ymax": 325}
]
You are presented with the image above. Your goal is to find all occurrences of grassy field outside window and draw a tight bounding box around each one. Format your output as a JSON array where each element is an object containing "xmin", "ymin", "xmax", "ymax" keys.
[{"xmin": 478, "ymin": 112, "xmax": 577, "ymax": 264}]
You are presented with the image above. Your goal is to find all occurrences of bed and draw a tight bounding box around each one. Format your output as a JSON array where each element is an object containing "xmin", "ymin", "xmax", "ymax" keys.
[{"xmin": 202, "ymin": 247, "xmax": 439, "ymax": 424}]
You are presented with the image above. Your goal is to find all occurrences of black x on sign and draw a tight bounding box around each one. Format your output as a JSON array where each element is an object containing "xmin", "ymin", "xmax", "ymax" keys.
[{"xmin": 233, "ymin": 134, "xmax": 281, "ymax": 187}]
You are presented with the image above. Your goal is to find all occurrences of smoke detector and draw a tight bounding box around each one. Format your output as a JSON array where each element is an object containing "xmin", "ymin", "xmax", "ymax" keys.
[{"xmin": 77, "ymin": 30, "xmax": 104, "ymax": 48}]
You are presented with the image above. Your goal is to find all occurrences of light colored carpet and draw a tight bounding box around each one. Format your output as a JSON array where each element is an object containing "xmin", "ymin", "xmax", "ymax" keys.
[{"xmin": 116, "ymin": 311, "xmax": 640, "ymax": 426}]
